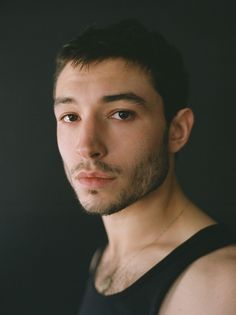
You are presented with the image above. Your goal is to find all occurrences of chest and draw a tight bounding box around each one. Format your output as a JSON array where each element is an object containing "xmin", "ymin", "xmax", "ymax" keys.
[{"xmin": 94, "ymin": 246, "xmax": 168, "ymax": 295}]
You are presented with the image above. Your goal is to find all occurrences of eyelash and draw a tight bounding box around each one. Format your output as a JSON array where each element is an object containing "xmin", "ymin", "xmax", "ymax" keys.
[
  {"xmin": 60, "ymin": 110, "xmax": 135, "ymax": 123},
  {"xmin": 61, "ymin": 113, "xmax": 79, "ymax": 123},
  {"xmin": 110, "ymin": 110, "xmax": 135, "ymax": 120}
]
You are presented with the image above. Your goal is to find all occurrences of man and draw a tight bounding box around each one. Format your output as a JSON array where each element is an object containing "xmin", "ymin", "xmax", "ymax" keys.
[{"xmin": 53, "ymin": 20, "xmax": 236, "ymax": 314}]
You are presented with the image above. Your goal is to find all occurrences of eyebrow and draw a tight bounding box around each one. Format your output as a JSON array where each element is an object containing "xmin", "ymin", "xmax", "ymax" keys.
[
  {"xmin": 54, "ymin": 92, "xmax": 146, "ymax": 108},
  {"xmin": 102, "ymin": 92, "xmax": 146, "ymax": 107},
  {"xmin": 54, "ymin": 97, "xmax": 74, "ymax": 107}
]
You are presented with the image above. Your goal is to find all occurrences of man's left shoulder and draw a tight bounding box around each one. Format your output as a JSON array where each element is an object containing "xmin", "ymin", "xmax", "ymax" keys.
[
  {"xmin": 188, "ymin": 244, "xmax": 236, "ymax": 311},
  {"xmin": 160, "ymin": 245, "xmax": 236, "ymax": 315},
  {"xmin": 195, "ymin": 244, "xmax": 236, "ymax": 282}
]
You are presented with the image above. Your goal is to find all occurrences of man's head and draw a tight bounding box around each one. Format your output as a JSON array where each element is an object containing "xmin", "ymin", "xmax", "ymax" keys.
[
  {"xmin": 54, "ymin": 19, "xmax": 189, "ymax": 124},
  {"xmin": 54, "ymin": 20, "xmax": 194, "ymax": 216}
]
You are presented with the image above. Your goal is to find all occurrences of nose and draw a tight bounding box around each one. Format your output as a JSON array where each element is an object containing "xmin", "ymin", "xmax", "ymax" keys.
[{"xmin": 76, "ymin": 118, "xmax": 107, "ymax": 160}]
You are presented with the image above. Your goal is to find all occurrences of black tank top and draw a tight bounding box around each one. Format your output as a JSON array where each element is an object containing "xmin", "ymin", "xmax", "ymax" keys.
[{"xmin": 78, "ymin": 224, "xmax": 235, "ymax": 315}]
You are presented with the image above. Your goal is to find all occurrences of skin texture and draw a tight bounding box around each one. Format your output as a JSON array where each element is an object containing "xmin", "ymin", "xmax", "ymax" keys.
[{"xmin": 54, "ymin": 59, "xmax": 236, "ymax": 314}]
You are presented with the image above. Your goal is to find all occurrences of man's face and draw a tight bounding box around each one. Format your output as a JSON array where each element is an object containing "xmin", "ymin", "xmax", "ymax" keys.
[{"xmin": 54, "ymin": 59, "xmax": 169, "ymax": 215}]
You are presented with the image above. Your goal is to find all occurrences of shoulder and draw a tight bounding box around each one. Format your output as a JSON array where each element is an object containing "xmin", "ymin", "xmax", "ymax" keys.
[
  {"xmin": 160, "ymin": 245, "xmax": 236, "ymax": 315},
  {"xmin": 89, "ymin": 246, "xmax": 105, "ymax": 273}
]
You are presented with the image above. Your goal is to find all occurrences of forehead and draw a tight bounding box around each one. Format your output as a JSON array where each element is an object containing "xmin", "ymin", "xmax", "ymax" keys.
[{"xmin": 55, "ymin": 58, "xmax": 159, "ymax": 101}]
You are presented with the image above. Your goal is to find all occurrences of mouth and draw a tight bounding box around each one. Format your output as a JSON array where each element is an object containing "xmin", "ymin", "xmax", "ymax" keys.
[{"xmin": 76, "ymin": 171, "xmax": 116, "ymax": 188}]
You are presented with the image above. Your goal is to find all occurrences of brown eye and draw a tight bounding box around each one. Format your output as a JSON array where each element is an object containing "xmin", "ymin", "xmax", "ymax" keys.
[
  {"xmin": 112, "ymin": 111, "xmax": 134, "ymax": 120},
  {"xmin": 62, "ymin": 114, "xmax": 78, "ymax": 122}
]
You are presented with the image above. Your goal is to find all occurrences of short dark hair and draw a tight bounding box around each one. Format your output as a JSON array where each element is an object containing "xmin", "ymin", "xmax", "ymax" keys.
[{"xmin": 55, "ymin": 19, "xmax": 189, "ymax": 122}]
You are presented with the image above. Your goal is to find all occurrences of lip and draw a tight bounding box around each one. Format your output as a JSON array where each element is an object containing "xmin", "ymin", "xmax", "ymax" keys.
[{"xmin": 76, "ymin": 171, "xmax": 116, "ymax": 188}]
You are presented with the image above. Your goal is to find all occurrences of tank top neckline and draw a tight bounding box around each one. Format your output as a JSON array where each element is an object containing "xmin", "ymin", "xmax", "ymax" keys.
[{"xmin": 91, "ymin": 224, "xmax": 221, "ymax": 299}]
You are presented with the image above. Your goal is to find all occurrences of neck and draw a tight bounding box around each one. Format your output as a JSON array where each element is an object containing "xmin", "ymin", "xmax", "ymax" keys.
[{"xmin": 102, "ymin": 173, "xmax": 189, "ymax": 259}]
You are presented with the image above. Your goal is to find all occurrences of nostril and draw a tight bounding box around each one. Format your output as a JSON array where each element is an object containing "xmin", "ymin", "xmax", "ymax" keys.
[{"xmin": 90, "ymin": 152, "xmax": 101, "ymax": 158}]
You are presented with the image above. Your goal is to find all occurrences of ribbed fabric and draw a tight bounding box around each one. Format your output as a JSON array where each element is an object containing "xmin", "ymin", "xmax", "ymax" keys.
[{"xmin": 78, "ymin": 224, "xmax": 235, "ymax": 315}]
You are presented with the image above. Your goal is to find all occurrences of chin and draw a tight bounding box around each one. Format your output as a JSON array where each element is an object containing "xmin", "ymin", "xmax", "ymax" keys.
[{"xmin": 78, "ymin": 196, "xmax": 125, "ymax": 216}]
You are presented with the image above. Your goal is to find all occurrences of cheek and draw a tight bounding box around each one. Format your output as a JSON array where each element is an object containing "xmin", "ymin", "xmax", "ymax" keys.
[
  {"xmin": 117, "ymin": 135, "xmax": 160, "ymax": 169},
  {"xmin": 109, "ymin": 123, "xmax": 164, "ymax": 162},
  {"xmin": 56, "ymin": 128, "xmax": 75, "ymax": 162},
  {"xmin": 131, "ymin": 127, "xmax": 164, "ymax": 153}
]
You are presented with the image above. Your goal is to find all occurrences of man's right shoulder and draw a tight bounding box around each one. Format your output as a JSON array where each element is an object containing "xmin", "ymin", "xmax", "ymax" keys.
[{"xmin": 89, "ymin": 247, "xmax": 104, "ymax": 273}]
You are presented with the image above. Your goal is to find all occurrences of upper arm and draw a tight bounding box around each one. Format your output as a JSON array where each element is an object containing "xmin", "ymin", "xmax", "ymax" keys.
[{"xmin": 159, "ymin": 245, "xmax": 236, "ymax": 315}]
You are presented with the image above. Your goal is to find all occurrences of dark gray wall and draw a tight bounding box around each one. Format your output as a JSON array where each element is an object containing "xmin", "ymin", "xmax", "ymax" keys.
[{"xmin": 0, "ymin": 1, "xmax": 235, "ymax": 314}]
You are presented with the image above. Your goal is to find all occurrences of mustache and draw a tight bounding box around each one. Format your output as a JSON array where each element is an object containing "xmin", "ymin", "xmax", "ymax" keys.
[{"xmin": 70, "ymin": 160, "xmax": 122, "ymax": 176}]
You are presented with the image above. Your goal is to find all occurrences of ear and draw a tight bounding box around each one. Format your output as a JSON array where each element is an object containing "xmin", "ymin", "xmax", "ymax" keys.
[{"xmin": 168, "ymin": 108, "xmax": 194, "ymax": 153}]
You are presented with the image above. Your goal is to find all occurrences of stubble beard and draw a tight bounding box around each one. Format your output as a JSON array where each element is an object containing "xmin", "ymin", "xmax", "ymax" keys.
[{"xmin": 65, "ymin": 130, "xmax": 169, "ymax": 216}]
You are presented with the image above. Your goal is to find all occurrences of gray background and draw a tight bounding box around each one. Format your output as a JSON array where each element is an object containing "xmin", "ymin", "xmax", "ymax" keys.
[{"xmin": 0, "ymin": 1, "xmax": 235, "ymax": 314}]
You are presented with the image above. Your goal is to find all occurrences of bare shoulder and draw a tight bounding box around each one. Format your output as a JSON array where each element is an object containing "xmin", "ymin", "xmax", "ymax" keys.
[{"xmin": 159, "ymin": 245, "xmax": 236, "ymax": 315}]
